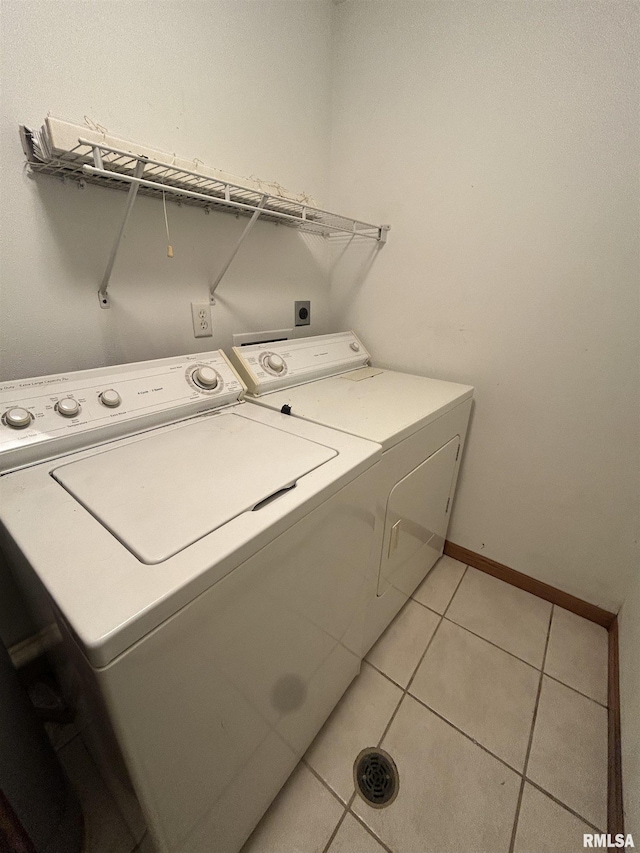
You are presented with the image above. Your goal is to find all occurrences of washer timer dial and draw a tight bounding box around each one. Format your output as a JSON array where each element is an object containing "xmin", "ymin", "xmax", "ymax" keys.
[{"xmin": 191, "ymin": 366, "xmax": 220, "ymax": 391}]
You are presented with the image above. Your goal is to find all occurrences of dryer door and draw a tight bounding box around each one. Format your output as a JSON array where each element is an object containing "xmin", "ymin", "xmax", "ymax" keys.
[{"xmin": 377, "ymin": 436, "xmax": 460, "ymax": 597}]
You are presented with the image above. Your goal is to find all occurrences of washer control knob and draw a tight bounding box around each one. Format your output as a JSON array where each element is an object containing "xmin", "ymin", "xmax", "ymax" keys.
[
  {"xmin": 4, "ymin": 407, "xmax": 32, "ymax": 429},
  {"xmin": 56, "ymin": 397, "xmax": 80, "ymax": 418},
  {"xmin": 263, "ymin": 353, "xmax": 285, "ymax": 374},
  {"xmin": 350, "ymin": 341, "xmax": 360, "ymax": 352},
  {"xmin": 99, "ymin": 389, "xmax": 121, "ymax": 408},
  {"xmin": 192, "ymin": 366, "xmax": 219, "ymax": 391}
]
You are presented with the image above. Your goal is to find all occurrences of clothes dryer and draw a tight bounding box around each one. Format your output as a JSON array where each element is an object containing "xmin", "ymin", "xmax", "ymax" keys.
[
  {"xmin": 0, "ymin": 350, "xmax": 381, "ymax": 853},
  {"xmin": 231, "ymin": 331, "xmax": 473, "ymax": 653}
]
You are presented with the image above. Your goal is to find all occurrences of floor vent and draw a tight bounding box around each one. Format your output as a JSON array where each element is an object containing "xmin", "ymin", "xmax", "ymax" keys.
[{"xmin": 353, "ymin": 747, "xmax": 399, "ymax": 808}]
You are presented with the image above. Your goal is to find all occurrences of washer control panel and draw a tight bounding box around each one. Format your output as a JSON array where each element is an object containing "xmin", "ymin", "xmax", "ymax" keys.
[
  {"xmin": 231, "ymin": 331, "xmax": 370, "ymax": 396},
  {"xmin": 0, "ymin": 350, "xmax": 245, "ymax": 472}
]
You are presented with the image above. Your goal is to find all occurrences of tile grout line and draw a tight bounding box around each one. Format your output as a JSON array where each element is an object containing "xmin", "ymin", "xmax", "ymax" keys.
[
  {"xmin": 377, "ymin": 575, "xmax": 607, "ymax": 835},
  {"xmin": 320, "ymin": 791, "xmax": 358, "ymax": 853},
  {"xmin": 305, "ymin": 742, "xmax": 392, "ymax": 852},
  {"xmin": 409, "ymin": 596, "xmax": 445, "ymax": 618},
  {"xmin": 319, "ymin": 806, "xmax": 349, "ymax": 853},
  {"xmin": 508, "ymin": 603, "xmax": 555, "ymax": 853},
  {"xmin": 410, "ymin": 567, "xmax": 546, "ymax": 669},
  {"xmin": 303, "ymin": 759, "xmax": 352, "ymax": 809},
  {"xmin": 315, "ymin": 561, "xmax": 602, "ymax": 853},
  {"xmin": 541, "ymin": 672, "xmax": 608, "ymax": 710},
  {"xmin": 365, "ymin": 657, "xmax": 523, "ymax": 777},
  {"xmin": 365, "ymin": 658, "xmax": 404, "ymax": 690},
  {"xmin": 374, "ymin": 565, "xmax": 469, "ymax": 750},
  {"xmin": 333, "ymin": 565, "xmax": 471, "ymax": 853},
  {"xmin": 442, "ymin": 611, "xmax": 606, "ymax": 709},
  {"xmin": 406, "ymin": 692, "xmax": 523, "ymax": 777},
  {"xmin": 347, "ymin": 806, "xmax": 394, "ymax": 853},
  {"xmin": 442, "ymin": 612, "xmax": 545, "ymax": 671},
  {"xmin": 412, "ymin": 576, "xmax": 608, "ymax": 708},
  {"xmin": 522, "ymin": 777, "xmax": 604, "ymax": 833}
]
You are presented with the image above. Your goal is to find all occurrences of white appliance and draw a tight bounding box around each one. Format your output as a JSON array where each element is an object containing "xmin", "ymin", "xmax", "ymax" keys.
[
  {"xmin": 230, "ymin": 331, "xmax": 473, "ymax": 653},
  {"xmin": 0, "ymin": 350, "xmax": 382, "ymax": 853}
]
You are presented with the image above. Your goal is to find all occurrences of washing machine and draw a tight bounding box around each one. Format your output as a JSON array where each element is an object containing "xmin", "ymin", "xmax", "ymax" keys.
[
  {"xmin": 0, "ymin": 349, "xmax": 382, "ymax": 853},
  {"xmin": 230, "ymin": 331, "xmax": 473, "ymax": 653}
]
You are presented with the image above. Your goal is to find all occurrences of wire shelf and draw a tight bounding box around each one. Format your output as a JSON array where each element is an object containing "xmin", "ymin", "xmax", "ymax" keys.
[
  {"xmin": 20, "ymin": 123, "xmax": 389, "ymax": 308},
  {"xmin": 22, "ymin": 130, "xmax": 387, "ymax": 241}
]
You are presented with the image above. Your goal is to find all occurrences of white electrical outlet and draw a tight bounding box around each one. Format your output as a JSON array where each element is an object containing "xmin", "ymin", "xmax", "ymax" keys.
[{"xmin": 191, "ymin": 302, "xmax": 213, "ymax": 338}]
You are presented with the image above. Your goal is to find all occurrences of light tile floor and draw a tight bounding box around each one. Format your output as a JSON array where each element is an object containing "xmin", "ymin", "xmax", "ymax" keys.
[
  {"xmin": 242, "ymin": 556, "xmax": 610, "ymax": 853},
  {"xmin": 49, "ymin": 555, "xmax": 610, "ymax": 853}
]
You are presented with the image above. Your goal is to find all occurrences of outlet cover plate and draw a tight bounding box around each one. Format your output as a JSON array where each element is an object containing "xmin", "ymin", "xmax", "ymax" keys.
[
  {"xmin": 295, "ymin": 301, "xmax": 311, "ymax": 326},
  {"xmin": 191, "ymin": 302, "xmax": 213, "ymax": 338}
]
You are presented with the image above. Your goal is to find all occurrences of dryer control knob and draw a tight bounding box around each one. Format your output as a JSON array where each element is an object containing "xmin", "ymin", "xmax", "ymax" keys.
[
  {"xmin": 192, "ymin": 366, "xmax": 219, "ymax": 390},
  {"xmin": 56, "ymin": 397, "xmax": 80, "ymax": 418},
  {"xmin": 264, "ymin": 353, "xmax": 285, "ymax": 374},
  {"xmin": 350, "ymin": 341, "xmax": 360, "ymax": 352},
  {"xmin": 4, "ymin": 407, "xmax": 32, "ymax": 429},
  {"xmin": 99, "ymin": 389, "xmax": 121, "ymax": 408}
]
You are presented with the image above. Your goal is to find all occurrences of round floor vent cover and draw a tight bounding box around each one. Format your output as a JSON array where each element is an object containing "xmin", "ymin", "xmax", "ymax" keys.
[{"xmin": 353, "ymin": 747, "xmax": 399, "ymax": 808}]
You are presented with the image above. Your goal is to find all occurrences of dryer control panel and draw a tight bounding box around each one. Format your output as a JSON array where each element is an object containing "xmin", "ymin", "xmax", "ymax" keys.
[
  {"xmin": 231, "ymin": 331, "xmax": 370, "ymax": 396},
  {"xmin": 0, "ymin": 351, "xmax": 246, "ymax": 473}
]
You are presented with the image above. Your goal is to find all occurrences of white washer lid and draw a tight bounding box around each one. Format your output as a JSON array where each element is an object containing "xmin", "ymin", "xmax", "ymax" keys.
[
  {"xmin": 249, "ymin": 369, "xmax": 474, "ymax": 451},
  {"xmin": 51, "ymin": 412, "xmax": 337, "ymax": 564}
]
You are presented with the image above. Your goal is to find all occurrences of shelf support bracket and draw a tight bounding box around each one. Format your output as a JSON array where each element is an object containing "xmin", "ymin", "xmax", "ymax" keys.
[
  {"xmin": 98, "ymin": 158, "xmax": 147, "ymax": 308},
  {"xmin": 209, "ymin": 195, "xmax": 268, "ymax": 305}
]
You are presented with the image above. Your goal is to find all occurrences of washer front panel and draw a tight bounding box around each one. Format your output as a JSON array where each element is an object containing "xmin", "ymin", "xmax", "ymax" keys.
[{"xmin": 0, "ymin": 350, "xmax": 245, "ymax": 472}]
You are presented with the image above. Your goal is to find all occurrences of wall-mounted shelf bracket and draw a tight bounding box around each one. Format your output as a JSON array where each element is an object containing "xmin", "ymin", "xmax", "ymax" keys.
[
  {"xmin": 20, "ymin": 120, "xmax": 390, "ymax": 310},
  {"xmin": 98, "ymin": 156, "xmax": 147, "ymax": 308},
  {"xmin": 209, "ymin": 195, "xmax": 267, "ymax": 305}
]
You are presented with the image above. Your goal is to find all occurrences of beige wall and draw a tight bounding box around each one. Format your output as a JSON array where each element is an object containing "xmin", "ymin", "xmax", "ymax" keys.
[
  {"xmin": 619, "ymin": 567, "xmax": 640, "ymax": 838},
  {"xmin": 0, "ymin": 0, "xmax": 334, "ymax": 383},
  {"xmin": 329, "ymin": 1, "xmax": 639, "ymax": 610}
]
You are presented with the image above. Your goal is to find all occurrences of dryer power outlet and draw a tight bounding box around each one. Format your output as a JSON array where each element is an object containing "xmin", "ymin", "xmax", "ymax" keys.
[{"xmin": 295, "ymin": 301, "xmax": 311, "ymax": 326}]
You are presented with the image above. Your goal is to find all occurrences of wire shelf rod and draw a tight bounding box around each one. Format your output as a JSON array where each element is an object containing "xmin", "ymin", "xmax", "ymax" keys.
[
  {"xmin": 79, "ymin": 139, "xmax": 383, "ymax": 233},
  {"xmin": 209, "ymin": 195, "xmax": 268, "ymax": 304},
  {"xmin": 82, "ymin": 165, "xmax": 383, "ymax": 238},
  {"xmin": 97, "ymin": 159, "xmax": 147, "ymax": 309}
]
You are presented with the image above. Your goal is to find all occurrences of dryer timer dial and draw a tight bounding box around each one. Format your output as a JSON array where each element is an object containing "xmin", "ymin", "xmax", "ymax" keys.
[{"xmin": 261, "ymin": 353, "xmax": 286, "ymax": 375}]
